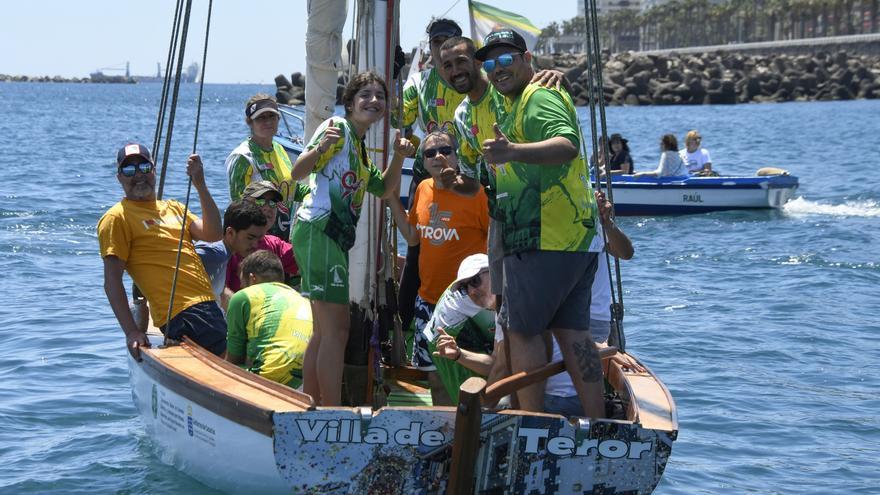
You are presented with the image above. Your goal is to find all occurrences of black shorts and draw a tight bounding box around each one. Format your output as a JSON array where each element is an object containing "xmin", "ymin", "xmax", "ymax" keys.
[
  {"xmin": 161, "ymin": 301, "xmax": 227, "ymax": 355},
  {"xmin": 502, "ymin": 251, "xmax": 598, "ymax": 336}
]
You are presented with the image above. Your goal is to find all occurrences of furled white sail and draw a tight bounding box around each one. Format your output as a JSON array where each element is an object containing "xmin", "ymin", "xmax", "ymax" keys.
[{"xmin": 304, "ymin": 0, "xmax": 347, "ymax": 139}]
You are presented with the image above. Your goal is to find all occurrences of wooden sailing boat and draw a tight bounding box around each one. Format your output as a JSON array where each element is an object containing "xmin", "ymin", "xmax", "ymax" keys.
[{"xmin": 125, "ymin": 1, "xmax": 677, "ymax": 493}]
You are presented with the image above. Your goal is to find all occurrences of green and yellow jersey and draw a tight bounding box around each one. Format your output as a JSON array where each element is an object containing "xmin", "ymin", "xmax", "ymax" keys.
[
  {"xmin": 494, "ymin": 83, "xmax": 598, "ymax": 254},
  {"xmin": 226, "ymin": 282, "xmax": 313, "ymax": 387}
]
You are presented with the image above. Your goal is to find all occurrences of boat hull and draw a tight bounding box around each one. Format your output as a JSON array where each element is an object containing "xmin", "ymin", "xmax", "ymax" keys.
[
  {"xmin": 129, "ymin": 339, "xmax": 676, "ymax": 494},
  {"xmin": 399, "ymin": 169, "xmax": 799, "ymax": 215},
  {"xmin": 607, "ymin": 174, "xmax": 799, "ymax": 215}
]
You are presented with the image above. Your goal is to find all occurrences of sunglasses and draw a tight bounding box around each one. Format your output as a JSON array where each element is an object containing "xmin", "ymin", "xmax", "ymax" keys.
[
  {"xmin": 252, "ymin": 198, "xmax": 279, "ymax": 208},
  {"xmin": 482, "ymin": 53, "xmax": 520, "ymax": 73},
  {"xmin": 118, "ymin": 162, "xmax": 154, "ymax": 177},
  {"xmin": 423, "ymin": 145, "xmax": 454, "ymax": 159}
]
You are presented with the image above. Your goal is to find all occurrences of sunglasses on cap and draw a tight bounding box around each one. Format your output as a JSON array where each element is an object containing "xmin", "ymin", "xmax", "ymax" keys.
[
  {"xmin": 423, "ymin": 145, "xmax": 454, "ymax": 159},
  {"xmin": 482, "ymin": 53, "xmax": 521, "ymax": 73},
  {"xmin": 118, "ymin": 162, "xmax": 154, "ymax": 177},
  {"xmin": 252, "ymin": 198, "xmax": 279, "ymax": 208}
]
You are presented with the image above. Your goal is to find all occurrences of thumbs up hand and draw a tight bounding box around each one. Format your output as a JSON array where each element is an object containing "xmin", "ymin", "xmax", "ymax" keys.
[{"xmin": 481, "ymin": 123, "xmax": 516, "ymax": 165}]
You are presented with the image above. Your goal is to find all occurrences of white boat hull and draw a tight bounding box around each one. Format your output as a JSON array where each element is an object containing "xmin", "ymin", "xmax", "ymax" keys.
[{"xmin": 128, "ymin": 339, "xmax": 677, "ymax": 494}]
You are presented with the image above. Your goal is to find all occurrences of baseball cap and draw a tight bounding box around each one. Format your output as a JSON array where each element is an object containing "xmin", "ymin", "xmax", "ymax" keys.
[
  {"xmin": 451, "ymin": 253, "xmax": 489, "ymax": 289},
  {"xmin": 474, "ymin": 29, "xmax": 528, "ymax": 61},
  {"xmin": 116, "ymin": 142, "xmax": 154, "ymax": 166},
  {"xmin": 245, "ymin": 98, "xmax": 280, "ymax": 120},
  {"xmin": 242, "ymin": 180, "xmax": 282, "ymax": 201},
  {"xmin": 428, "ymin": 19, "xmax": 462, "ymax": 40}
]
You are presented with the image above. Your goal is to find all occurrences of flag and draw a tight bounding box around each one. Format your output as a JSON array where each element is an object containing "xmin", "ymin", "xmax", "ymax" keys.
[{"xmin": 468, "ymin": 0, "xmax": 541, "ymax": 51}]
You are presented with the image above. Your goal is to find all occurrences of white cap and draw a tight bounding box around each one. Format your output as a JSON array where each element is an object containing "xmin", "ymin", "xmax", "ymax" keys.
[{"xmin": 451, "ymin": 253, "xmax": 489, "ymax": 288}]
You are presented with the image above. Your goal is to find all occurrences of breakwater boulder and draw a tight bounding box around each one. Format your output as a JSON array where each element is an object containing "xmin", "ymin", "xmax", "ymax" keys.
[{"xmin": 538, "ymin": 50, "xmax": 880, "ymax": 105}]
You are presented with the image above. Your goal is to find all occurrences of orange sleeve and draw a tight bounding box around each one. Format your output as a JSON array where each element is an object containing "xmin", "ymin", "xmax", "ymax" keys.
[{"xmin": 96, "ymin": 208, "xmax": 131, "ymax": 262}]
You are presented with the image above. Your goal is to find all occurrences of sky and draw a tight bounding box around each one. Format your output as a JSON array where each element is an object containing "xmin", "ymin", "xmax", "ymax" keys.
[{"xmin": 2, "ymin": 0, "xmax": 579, "ymax": 84}]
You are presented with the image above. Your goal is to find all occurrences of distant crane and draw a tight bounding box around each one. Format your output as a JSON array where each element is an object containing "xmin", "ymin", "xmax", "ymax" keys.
[{"xmin": 90, "ymin": 62, "xmax": 133, "ymax": 83}]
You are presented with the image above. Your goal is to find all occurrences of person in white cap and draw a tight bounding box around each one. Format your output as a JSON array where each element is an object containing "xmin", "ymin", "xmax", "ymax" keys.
[{"xmin": 415, "ymin": 253, "xmax": 496, "ymax": 405}]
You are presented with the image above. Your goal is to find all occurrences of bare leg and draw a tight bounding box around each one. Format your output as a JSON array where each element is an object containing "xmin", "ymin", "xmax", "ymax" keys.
[
  {"xmin": 427, "ymin": 371, "xmax": 453, "ymax": 406},
  {"xmin": 553, "ymin": 328, "xmax": 605, "ymax": 418},
  {"xmin": 507, "ymin": 330, "xmax": 550, "ymax": 412},
  {"xmin": 311, "ymin": 300, "xmax": 350, "ymax": 407},
  {"xmin": 302, "ymin": 301, "xmax": 322, "ymax": 404}
]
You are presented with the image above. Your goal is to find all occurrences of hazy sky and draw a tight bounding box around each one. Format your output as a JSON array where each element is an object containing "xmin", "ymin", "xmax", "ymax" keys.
[{"xmin": 3, "ymin": 0, "xmax": 579, "ymax": 84}]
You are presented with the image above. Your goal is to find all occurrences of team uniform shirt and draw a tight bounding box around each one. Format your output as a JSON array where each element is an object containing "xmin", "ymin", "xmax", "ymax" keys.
[
  {"xmin": 97, "ymin": 199, "xmax": 215, "ymax": 328},
  {"xmin": 398, "ymin": 68, "xmax": 467, "ymax": 184},
  {"xmin": 399, "ymin": 67, "xmax": 466, "ymax": 132},
  {"xmin": 494, "ymin": 84, "xmax": 598, "ymax": 254},
  {"xmin": 226, "ymin": 138, "xmax": 310, "ymax": 240},
  {"xmin": 454, "ymin": 84, "xmax": 510, "ymax": 190},
  {"xmin": 423, "ymin": 285, "xmax": 495, "ymax": 401},
  {"xmin": 408, "ymin": 179, "xmax": 489, "ymax": 303},
  {"xmin": 225, "ymin": 234, "xmax": 300, "ymax": 292},
  {"xmin": 296, "ymin": 117, "xmax": 386, "ymax": 250},
  {"xmin": 226, "ymin": 282, "xmax": 312, "ymax": 387},
  {"xmin": 680, "ymin": 148, "xmax": 712, "ymax": 174},
  {"xmin": 194, "ymin": 240, "xmax": 232, "ymax": 300}
]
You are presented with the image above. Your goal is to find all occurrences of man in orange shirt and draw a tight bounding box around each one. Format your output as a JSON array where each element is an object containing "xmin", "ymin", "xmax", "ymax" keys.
[{"xmin": 387, "ymin": 125, "xmax": 489, "ymax": 403}]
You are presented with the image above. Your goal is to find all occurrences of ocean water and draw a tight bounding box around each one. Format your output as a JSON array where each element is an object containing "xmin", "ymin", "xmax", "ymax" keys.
[{"xmin": 0, "ymin": 82, "xmax": 877, "ymax": 494}]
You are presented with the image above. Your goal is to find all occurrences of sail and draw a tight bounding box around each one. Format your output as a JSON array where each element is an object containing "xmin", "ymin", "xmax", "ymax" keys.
[
  {"xmin": 468, "ymin": 0, "xmax": 541, "ymax": 50},
  {"xmin": 305, "ymin": 0, "xmax": 347, "ymax": 140}
]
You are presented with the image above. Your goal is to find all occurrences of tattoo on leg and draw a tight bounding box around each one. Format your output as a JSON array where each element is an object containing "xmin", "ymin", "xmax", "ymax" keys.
[{"xmin": 574, "ymin": 338, "xmax": 603, "ymax": 383}]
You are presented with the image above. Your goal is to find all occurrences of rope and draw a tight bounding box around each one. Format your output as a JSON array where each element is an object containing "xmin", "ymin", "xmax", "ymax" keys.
[
  {"xmin": 583, "ymin": 0, "xmax": 626, "ymax": 350},
  {"xmin": 156, "ymin": 0, "xmax": 193, "ymax": 200},
  {"xmin": 163, "ymin": 0, "xmax": 213, "ymax": 345},
  {"xmin": 153, "ymin": 0, "xmax": 185, "ymax": 196}
]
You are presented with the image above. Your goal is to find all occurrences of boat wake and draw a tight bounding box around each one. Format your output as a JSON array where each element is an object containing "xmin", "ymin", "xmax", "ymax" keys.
[{"xmin": 783, "ymin": 197, "xmax": 880, "ymax": 217}]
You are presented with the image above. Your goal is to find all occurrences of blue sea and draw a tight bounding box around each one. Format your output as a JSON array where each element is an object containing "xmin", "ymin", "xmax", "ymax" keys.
[{"xmin": 0, "ymin": 82, "xmax": 878, "ymax": 494}]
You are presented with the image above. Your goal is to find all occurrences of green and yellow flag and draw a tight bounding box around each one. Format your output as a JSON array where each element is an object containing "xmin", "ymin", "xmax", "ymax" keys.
[{"xmin": 468, "ymin": 0, "xmax": 541, "ymax": 51}]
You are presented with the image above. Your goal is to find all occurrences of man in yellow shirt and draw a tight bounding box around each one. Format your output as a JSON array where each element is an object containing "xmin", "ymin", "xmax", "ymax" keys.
[{"xmin": 98, "ymin": 143, "xmax": 226, "ymax": 360}]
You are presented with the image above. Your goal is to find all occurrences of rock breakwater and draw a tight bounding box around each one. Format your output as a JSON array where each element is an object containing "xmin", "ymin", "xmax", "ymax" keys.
[{"xmin": 536, "ymin": 50, "xmax": 880, "ymax": 105}]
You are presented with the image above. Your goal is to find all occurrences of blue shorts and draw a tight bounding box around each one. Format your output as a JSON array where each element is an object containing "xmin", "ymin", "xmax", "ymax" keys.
[
  {"xmin": 544, "ymin": 394, "xmax": 584, "ymax": 417},
  {"xmin": 161, "ymin": 301, "xmax": 227, "ymax": 355}
]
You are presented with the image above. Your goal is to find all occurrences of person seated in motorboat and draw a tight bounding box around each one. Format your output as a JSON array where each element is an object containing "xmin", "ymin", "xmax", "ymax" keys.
[
  {"xmin": 634, "ymin": 134, "xmax": 687, "ymax": 178},
  {"xmin": 225, "ymin": 181, "xmax": 303, "ymax": 294},
  {"xmin": 386, "ymin": 126, "xmax": 490, "ymax": 405},
  {"xmin": 226, "ymin": 93, "xmax": 308, "ymax": 241},
  {"xmin": 225, "ymin": 250, "xmax": 313, "ymax": 388},
  {"xmin": 194, "ymin": 200, "xmax": 268, "ymax": 310},
  {"xmin": 98, "ymin": 143, "xmax": 226, "ymax": 360},
  {"xmin": 290, "ymin": 71, "xmax": 415, "ymax": 406},
  {"xmin": 433, "ymin": 197, "xmax": 642, "ymax": 415},
  {"xmin": 607, "ymin": 133, "xmax": 634, "ymax": 175},
  {"xmin": 680, "ymin": 129, "xmax": 716, "ymax": 176}
]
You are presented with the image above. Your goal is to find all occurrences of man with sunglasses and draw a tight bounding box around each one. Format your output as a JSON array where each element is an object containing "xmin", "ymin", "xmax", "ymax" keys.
[
  {"xmin": 394, "ymin": 18, "xmax": 467, "ymax": 335},
  {"xmin": 98, "ymin": 143, "xmax": 226, "ymax": 360},
  {"xmin": 225, "ymin": 181, "xmax": 302, "ymax": 294},
  {"xmin": 475, "ymin": 29, "xmax": 604, "ymax": 418}
]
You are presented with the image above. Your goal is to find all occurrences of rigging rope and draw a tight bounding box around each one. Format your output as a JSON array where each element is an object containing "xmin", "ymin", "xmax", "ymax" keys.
[
  {"xmin": 162, "ymin": 0, "xmax": 213, "ymax": 345},
  {"xmin": 583, "ymin": 0, "xmax": 626, "ymax": 350},
  {"xmin": 153, "ymin": 0, "xmax": 185, "ymax": 196}
]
